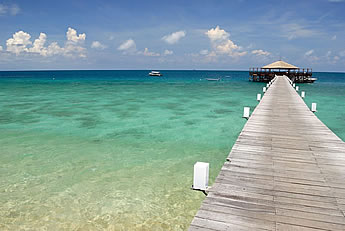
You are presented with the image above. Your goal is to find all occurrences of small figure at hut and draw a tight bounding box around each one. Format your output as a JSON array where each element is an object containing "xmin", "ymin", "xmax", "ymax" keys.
[{"xmin": 249, "ymin": 60, "xmax": 317, "ymax": 83}]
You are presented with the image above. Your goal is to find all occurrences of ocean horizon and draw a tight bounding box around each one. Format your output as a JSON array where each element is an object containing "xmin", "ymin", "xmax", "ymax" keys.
[{"xmin": 1, "ymin": 70, "xmax": 345, "ymax": 230}]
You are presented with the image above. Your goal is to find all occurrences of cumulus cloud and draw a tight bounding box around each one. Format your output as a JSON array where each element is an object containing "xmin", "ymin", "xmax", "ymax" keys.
[
  {"xmin": 162, "ymin": 31, "xmax": 186, "ymax": 44},
  {"xmin": 206, "ymin": 26, "xmax": 230, "ymax": 42},
  {"xmin": 138, "ymin": 48, "xmax": 160, "ymax": 56},
  {"xmin": 5, "ymin": 28, "xmax": 87, "ymax": 58},
  {"xmin": 6, "ymin": 31, "xmax": 32, "ymax": 55},
  {"xmin": 66, "ymin": 27, "xmax": 86, "ymax": 43},
  {"xmin": 28, "ymin": 33, "xmax": 48, "ymax": 56},
  {"xmin": 164, "ymin": 49, "xmax": 173, "ymax": 55},
  {"xmin": 0, "ymin": 3, "xmax": 20, "ymax": 16},
  {"xmin": 118, "ymin": 39, "xmax": 136, "ymax": 53},
  {"xmin": 252, "ymin": 49, "xmax": 270, "ymax": 56},
  {"xmin": 205, "ymin": 26, "xmax": 246, "ymax": 57},
  {"xmin": 91, "ymin": 41, "xmax": 106, "ymax": 49},
  {"xmin": 0, "ymin": 45, "xmax": 3, "ymax": 51},
  {"xmin": 46, "ymin": 42, "xmax": 64, "ymax": 56}
]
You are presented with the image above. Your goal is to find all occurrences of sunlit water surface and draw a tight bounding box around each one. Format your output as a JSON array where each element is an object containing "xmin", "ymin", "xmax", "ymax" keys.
[{"xmin": 0, "ymin": 70, "xmax": 344, "ymax": 230}]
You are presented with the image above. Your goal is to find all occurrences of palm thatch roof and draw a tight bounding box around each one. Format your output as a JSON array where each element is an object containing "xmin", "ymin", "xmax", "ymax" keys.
[{"xmin": 262, "ymin": 60, "xmax": 298, "ymax": 69}]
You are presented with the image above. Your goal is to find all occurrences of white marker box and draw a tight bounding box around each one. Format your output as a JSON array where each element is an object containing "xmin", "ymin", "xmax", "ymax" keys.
[
  {"xmin": 257, "ymin": 93, "xmax": 261, "ymax": 101},
  {"xmin": 311, "ymin": 103, "xmax": 317, "ymax": 112},
  {"xmin": 193, "ymin": 162, "xmax": 209, "ymax": 191},
  {"xmin": 301, "ymin": 91, "xmax": 305, "ymax": 98},
  {"xmin": 243, "ymin": 107, "xmax": 250, "ymax": 119}
]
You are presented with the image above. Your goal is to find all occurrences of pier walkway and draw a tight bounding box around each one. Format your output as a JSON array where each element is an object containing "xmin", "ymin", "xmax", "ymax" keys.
[{"xmin": 189, "ymin": 75, "xmax": 345, "ymax": 230}]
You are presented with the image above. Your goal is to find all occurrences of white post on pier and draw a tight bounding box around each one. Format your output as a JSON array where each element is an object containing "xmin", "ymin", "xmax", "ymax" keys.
[
  {"xmin": 296, "ymin": 86, "xmax": 299, "ymax": 91},
  {"xmin": 263, "ymin": 87, "xmax": 266, "ymax": 93},
  {"xmin": 193, "ymin": 162, "xmax": 209, "ymax": 191},
  {"xmin": 301, "ymin": 91, "xmax": 305, "ymax": 99},
  {"xmin": 243, "ymin": 107, "xmax": 250, "ymax": 119},
  {"xmin": 311, "ymin": 103, "xmax": 317, "ymax": 112},
  {"xmin": 293, "ymin": 83, "xmax": 296, "ymax": 88},
  {"xmin": 257, "ymin": 93, "xmax": 261, "ymax": 102},
  {"xmin": 266, "ymin": 83, "xmax": 269, "ymax": 88}
]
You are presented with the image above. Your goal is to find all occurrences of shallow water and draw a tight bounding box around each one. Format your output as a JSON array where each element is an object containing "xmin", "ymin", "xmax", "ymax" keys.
[
  {"xmin": 0, "ymin": 71, "xmax": 264, "ymax": 230},
  {"xmin": 0, "ymin": 70, "xmax": 344, "ymax": 230},
  {"xmin": 298, "ymin": 72, "xmax": 345, "ymax": 141}
]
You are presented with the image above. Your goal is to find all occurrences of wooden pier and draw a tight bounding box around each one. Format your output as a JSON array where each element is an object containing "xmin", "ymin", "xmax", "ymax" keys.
[{"xmin": 189, "ymin": 75, "xmax": 345, "ymax": 230}]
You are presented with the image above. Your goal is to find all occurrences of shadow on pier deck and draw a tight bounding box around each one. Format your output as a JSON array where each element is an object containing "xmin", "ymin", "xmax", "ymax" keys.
[{"xmin": 189, "ymin": 75, "xmax": 345, "ymax": 231}]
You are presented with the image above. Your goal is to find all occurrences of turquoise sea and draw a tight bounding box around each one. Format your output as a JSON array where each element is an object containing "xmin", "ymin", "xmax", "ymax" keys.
[{"xmin": 0, "ymin": 70, "xmax": 344, "ymax": 230}]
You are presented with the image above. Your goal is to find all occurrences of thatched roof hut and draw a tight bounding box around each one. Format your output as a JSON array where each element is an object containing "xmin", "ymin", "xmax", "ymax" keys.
[{"xmin": 262, "ymin": 60, "xmax": 298, "ymax": 69}]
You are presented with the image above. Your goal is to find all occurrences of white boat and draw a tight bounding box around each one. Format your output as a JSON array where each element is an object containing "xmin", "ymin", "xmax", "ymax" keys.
[
  {"xmin": 205, "ymin": 78, "xmax": 220, "ymax": 81},
  {"xmin": 149, "ymin": 71, "xmax": 163, "ymax": 76}
]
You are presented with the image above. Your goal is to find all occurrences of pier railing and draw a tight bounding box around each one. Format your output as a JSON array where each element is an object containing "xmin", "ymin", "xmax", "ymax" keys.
[{"xmin": 249, "ymin": 68, "xmax": 313, "ymax": 83}]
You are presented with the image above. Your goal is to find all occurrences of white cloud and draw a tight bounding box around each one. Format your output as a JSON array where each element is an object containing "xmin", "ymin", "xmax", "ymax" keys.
[
  {"xmin": 91, "ymin": 41, "xmax": 106, "ymax": 49},
  {"xmin": 252, "ymin": 49, "xmax": 270, "ymax": 56},
  {"xmin": 339, "ymin": 50, "xmax": 345, "ymax": 57},
  {"xmin": 0, "ymin": 4, "xmax": 20, "ymax": 16},
  {"xmin": 326, "ymin": 51, "xmax": 340, "ymax": 64},
  {"xmin": 162, "ymin": 31, "xmax": 186, "ymax": 44},
  {"xmin": 206, "ymin": 26, "xmax": 230, "ymax": 42},
  {"xmin": 64, "ymin": 42, "xmax": 86, "ymax": 58},
  {"xmin": 6, "ymin": 28, "xmax": 87, "ymax": 58},
  {"xmin": 205, "ymin": 26, "xmax": 246, "ymax": 57},
  {"xmin": 164, "ymin": 49, "xmax": 173, "ymax": 55},
  {"xmin": 28, "ymin": 33, "xmax": 48, "ymax": 56},
  {"xmin": 138, "ymin": 48, "xmax": 160, "ymax": 57},
  {"xmin": 283, "ymin": 23, "xmax": 316, "ymax": 40},
  {"xmin": 0, "ymin": 5, "xmax": 5, "ymax": 15},
  {"xmin": 118, "ymin": 39, "xmax": 162, "ymax": 56},
  {"xmin": 305, "ymin": 49, "xmax": 314, "ymax": 56},
  {"xmin": 331, "ymin": 35, "xmax": 337, "ymax": 40},
  {"xmin": 9, "ymin": 4, "xmax": 20, "ymax": 15},
  {"xmin": 200, "ymin": 49, "xmax": 209, "ymax": 55},
  {"xmin": 6, "ymin": 31, "xmax": 32, "ymax": 55},
  {"xmin": 0, "ymin": 45, "xmax": 3, "ymax": 51},
  {"xmin": 46, "ymin": 42, "xmax": 64, "ymax": 56},
  {"xmin": 304, "ymin": 49, "xmax": 319, "ymax": 62},
  {"xmin": 118, "ymin": 39, "xmax": 136, "ymax": 53},
  {"xmin": 66, "ymin": 27, "xmax": 86, "ymax": 43}
]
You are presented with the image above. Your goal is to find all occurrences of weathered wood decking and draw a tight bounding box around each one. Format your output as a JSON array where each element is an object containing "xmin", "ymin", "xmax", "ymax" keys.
[{"xmin": 189, "ymin": 75, "xmax": 345, "ymax": 231}]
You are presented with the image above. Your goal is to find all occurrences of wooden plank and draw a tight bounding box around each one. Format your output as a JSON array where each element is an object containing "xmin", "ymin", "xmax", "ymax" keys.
[{"xmin": 189, "ymin": 75, "xmax": 345, "ymax": 231}]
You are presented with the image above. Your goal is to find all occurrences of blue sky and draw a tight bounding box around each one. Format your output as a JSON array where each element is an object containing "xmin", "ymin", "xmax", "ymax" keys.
[{"xmin": 0, "ymin": 0, "xmax": 345, "ymax": 71}]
